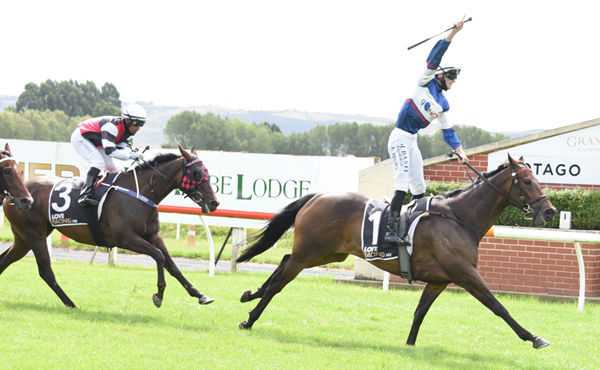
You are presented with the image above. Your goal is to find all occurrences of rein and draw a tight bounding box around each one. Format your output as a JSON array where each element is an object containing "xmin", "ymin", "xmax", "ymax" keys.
[
  {"xmin": 133, "ymin": 156, "xmax": 208, "ymax": 201},
  {"xmin": 447, "ymin": 152, "xmax": 548, "ymax": 219}
]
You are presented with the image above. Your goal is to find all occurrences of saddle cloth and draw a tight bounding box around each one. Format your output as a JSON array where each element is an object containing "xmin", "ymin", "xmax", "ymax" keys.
[
  {"xmin": 360, "ymin": 197, "xmax": 431, "ymax": 261},
  {"xmin": 48, "ymin": 173, "xmax": 119, "ymax": 227}
]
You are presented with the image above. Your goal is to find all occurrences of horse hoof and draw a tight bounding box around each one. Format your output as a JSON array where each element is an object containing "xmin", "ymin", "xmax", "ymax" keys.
[
  {"xmin": 239, "ymin": 321, "xmax": 252, "ymax": 330},
  {"xmin": 199, "ymin": 295, "xmax": 214, "ymax": 305},
  {"xmin": 533, "ymin": 336, "xmax": 550, "ymax": 349},
  {"xmin": 152, "ymin": 294, "xmax": 163, "ymax": 308},
  {"xmin": 240, "ymin": 290, "xmax": 252, "ymax": 303}
]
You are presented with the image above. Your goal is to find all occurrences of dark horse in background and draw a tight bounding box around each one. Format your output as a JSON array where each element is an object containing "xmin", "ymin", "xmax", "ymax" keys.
[
  {"xmin": 0, "ymin": 143, "xmax": 33, "ymax": 211},
  {"xmin": 1, "ymin": 146, "xmax": 219, "ymax": 308},
  {"xmin": 237, "ymin": 155, "xmax": 556, "ymax": 349}
]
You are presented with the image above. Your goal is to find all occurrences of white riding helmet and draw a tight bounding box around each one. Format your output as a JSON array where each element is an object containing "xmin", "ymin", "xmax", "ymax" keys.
[
  {"xmin": 435, "ymin": 65, "xmax": 462, "ymax": 78},
  {"xmin": 122, "ymin": 103, "xmax": 148, "ymax": 123}
]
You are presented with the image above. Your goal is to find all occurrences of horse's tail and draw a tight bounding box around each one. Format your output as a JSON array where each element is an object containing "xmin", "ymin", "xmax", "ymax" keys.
[{"xmin": 237, "ymin": 193, "xmax": 318, "ymax": 263}]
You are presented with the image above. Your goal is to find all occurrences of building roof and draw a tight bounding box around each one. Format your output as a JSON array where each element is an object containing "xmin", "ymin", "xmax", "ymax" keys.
[{"xmin": 423, "ymin": 117, "xmax": 600, "ymax": 166}]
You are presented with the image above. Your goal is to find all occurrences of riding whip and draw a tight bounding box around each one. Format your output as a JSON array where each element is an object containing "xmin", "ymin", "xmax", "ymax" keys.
[{"xmin": 407, "ymin": 17, "xmax": 472, "ymax": 50}]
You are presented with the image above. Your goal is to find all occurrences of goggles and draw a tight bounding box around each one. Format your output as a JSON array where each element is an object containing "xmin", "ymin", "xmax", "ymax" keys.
[
  {"xmin": 445, "ymin": 72, "xmax": 458, "ymax": 80},
  {"xmin": 131, "ymin": 119, "xmax": 146, "ymax": 127}
]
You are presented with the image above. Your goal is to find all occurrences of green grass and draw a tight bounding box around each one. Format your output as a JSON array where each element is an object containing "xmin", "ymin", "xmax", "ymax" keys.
[
  {"xmin": 0, "ymin": 257, "xmax": 598, "ymax": 369},
  {"xmin": 0, "ymin": 220, "xmax": 354, "ymax": 270}
]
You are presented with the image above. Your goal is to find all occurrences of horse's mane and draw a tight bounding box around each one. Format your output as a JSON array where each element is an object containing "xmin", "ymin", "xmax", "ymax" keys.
[
  {"xmin": 136, "ymin": 153, "xmax": 180, "ymax": 171},
  {"xmin": 443, "ymin": 162, "xmax": 509, "ymax": 198}
]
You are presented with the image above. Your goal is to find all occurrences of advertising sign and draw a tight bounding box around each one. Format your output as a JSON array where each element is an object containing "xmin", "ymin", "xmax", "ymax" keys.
[
  {"xmin": 487, "ymin": 125, "xmax": 600, "ymax": 185},
  {"xmin": 5, "ymin": 139, "xmax": 375, "ymax": 214}
]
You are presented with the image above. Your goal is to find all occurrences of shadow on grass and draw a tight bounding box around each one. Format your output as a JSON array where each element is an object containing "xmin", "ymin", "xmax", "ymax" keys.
[
  {"xmin": 0, "ymin": 300, "xmax": 213, "ymax": 333},
  {"xmin": 241, "ymin": 326, "xmax": 531, "ymax": 368}
]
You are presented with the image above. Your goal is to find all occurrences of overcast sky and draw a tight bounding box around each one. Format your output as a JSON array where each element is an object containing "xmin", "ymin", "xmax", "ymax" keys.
[{"xmin": 2, "ymin": 0, "xmax": 599, "ymax": 132}]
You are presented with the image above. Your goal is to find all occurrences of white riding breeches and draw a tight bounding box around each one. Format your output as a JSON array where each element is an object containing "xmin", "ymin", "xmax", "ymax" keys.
[
  {"xmin": 71, "ymin": 130, "xmax": 118, "ymax": 173},
  {"xmin": 387, "ymin": 127, "xmax": 426, "ymax": 194}
]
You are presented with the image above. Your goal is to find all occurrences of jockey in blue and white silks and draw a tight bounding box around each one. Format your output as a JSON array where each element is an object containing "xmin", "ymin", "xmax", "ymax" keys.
[{"xmin": 385, "ymin": 18, "xmax": 469, "ymax": 245}]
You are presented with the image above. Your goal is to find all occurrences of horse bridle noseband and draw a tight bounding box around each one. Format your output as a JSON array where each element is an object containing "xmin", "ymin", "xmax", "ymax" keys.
[
  {"xmin": 0, "ymin": 153, "xmax": 19, "ymax": 203},
  {"xmin": 448, "ymin": 152, "xmax": 548, "ymax": 219}
]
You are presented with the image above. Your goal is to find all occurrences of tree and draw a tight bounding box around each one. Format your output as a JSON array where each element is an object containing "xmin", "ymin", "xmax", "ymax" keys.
[{"xmin": 15, "ymin": 79, "xmax": 121, "ymax": 117}]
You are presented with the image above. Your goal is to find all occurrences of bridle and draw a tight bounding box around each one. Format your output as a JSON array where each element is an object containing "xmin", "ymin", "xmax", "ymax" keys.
[
  {"xmin": 0, "ymin": 152, "xmax": 19, "ymax": 203},
  {"xmin": 140, "ymin": 155, "xmax": 210, "ymax": 203},
  {"xmin": 179, "ymin": 157, "xmax": 210, "ymax": 202},
  {"xmin": 448, "ymin": 152, "xmax": 548, "ymax": 219}
]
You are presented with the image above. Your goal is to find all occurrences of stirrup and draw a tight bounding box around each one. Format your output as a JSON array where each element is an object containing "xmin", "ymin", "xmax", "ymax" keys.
[
  {"xmin": 78, "ymin": 193, "xmax": 98, "ymax": 207},
  {"xmin": 384, "ymin": 231, "xmax": 403, "ymax": 243}
]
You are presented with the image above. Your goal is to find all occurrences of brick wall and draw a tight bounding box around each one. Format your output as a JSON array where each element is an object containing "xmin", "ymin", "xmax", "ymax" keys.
[{"xmin": 478, "ymin": 238, "xmax": 600, "ymax": 297}]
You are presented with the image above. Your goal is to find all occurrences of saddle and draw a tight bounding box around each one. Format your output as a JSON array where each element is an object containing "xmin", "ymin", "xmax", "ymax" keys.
[
  {"xmin": 49, "ymin": 173, "xmax": 120, "ymax": 247},
  {"xmin": 361, "ymin": 197, "xmax": 432, "ymax": 283}
]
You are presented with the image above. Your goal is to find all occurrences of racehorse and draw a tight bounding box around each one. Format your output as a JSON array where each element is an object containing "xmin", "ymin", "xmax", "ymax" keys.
[
  {"xmin": 0, "ymin": 143, "xmax": 33, "ymax": 211},
  {"xmin": 1, "ymin": 146, "xmax": 219, "ymax": 308},
  {"xmin": 236, "ymin": 155, "xmax": 556, "ymax": 349}
]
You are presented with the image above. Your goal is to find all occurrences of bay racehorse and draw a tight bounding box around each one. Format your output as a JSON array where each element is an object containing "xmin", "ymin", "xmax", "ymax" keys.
[
  {"xmin": 0, "ymin": 143, "xmax": 33, "ymax": 210},
  {"xmin": 1, "ymin": 146, "xmax": 219, "ymax": 308},
  {"xmin": 236, "ymin": 154, "xmax": 556, "ymax": 349}
]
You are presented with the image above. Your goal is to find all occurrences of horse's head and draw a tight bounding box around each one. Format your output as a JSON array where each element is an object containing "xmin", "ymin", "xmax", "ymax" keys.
[
  {"xmin": 507, "ymin": 154, "xmax": 556, "ymax": 226},
  {"xmin": 178, "ymin": 146, "xmax": 220, "ymax": 213},
  {"xmin": 0, "ymin": 143, "xmax": 34, "ymax": 211}
]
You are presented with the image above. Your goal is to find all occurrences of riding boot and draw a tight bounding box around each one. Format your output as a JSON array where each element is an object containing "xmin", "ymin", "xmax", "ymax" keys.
[
  {"xmin": 78, "ymin": 167, "xmax": 100, "ymax": 207},
  {"xmin": 384, "ymin": 210, "xmax": 410, "ymax": 245}
]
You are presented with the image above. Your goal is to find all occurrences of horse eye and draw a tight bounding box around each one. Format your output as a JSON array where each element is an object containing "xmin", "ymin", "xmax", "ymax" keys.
[
  {"xmin": 3, "ymin": 168, "xmax": 11, "ymax": 176},
  {"xmin": 193, "ymin": 171, "xmax": 204, "ymax": 181},
  {"xmin": 524, "ymin": 179, "xmax": 531, "ymax": 185}
]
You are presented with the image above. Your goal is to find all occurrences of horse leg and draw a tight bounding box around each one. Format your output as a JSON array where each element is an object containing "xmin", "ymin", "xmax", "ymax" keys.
[
  {"xmin": 406, "ymin": 283, "xmax": 448, "ymax": 345},
  {"xmin": 28, "ymin": 237, "xmax": 76, "ymax": 308},
  {"xmin": 117, "ymin": 233, "xmax": 167, "ymax": 307},
  {"xmin": 451, "ymin": 265, "xmax": 550, "ymax": 349},
  {"xmin": 149, "ymin": 234, "xmax": 214, "ymax": 305},
  {"xmin": 239, "ymin": 254, "xmax": 304, "ymax": 329},
  {"xmin": 0, "ymin": 238, "xmax": 31, "ymax": 275},
  {"xmin": 240, "ymin": 254, "xmax": 291, "ymax": 303}
]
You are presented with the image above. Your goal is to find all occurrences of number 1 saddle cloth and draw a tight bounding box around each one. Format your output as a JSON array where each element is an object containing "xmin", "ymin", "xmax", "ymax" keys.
[{"xmin": 360, "ymin": 197, "xmax": 432, "ymax": 261}]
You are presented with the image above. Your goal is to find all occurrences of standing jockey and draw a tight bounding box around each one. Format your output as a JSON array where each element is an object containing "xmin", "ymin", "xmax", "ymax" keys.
[
  {"xmin": 385, "ymin": 18, "xmax": 469, "ymax": 245},
  {"xmin": 71, "ymin": 103, "xmax": 147, "ymax": 207}
]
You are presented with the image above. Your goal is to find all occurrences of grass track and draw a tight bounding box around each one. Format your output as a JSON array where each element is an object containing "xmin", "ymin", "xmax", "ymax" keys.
[{"xmin": 0, "ymin": 257, "xmax": 598, "ymax": 369}]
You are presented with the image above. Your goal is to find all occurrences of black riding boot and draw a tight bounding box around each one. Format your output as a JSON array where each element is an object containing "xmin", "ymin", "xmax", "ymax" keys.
[
  {"xmin": 384, "ymin": 190, "xmax": 410, "ymax": 245},
  {"xmin": 78, "ymin": 167, "xmax": 100, "ymax": 207}
]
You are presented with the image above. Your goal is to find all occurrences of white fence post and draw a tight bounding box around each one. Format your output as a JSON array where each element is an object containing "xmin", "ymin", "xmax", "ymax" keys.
[
  {"xmin": 231, "ymin": 228, "xmax": 246, "ymax": 273},
  {"xmin": 561, "ymin": 211, "xmax": 586, "ymax": 312},
  {"xmin": 46, "ymin": 234, "xmax": 52, "ymax": 258},
  {"xmin": 199, "ymin": 215, "xmax": 215, "ymax": 277},
  {"xmin": 108, "ymin": 247, "xmax": 117, "ymax": 266}
]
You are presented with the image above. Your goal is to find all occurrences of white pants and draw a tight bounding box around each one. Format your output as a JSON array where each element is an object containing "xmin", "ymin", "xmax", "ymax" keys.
[
  {"xmin": 70, "ymin": 130, "xmax": 118, "ymax": 173},
  {"xmin": 387, "ymin": 127, "xmax": 425, "ymax": 194}
]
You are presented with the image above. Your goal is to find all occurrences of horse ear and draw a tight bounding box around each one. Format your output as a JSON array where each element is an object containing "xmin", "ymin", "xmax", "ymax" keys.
[
  {"xmin": 179, "ymin": 145, "xmax": 193, "ymax": 160},
  {"xmin": 507, "ymin": 153, "xmax": 517, "ymax": 167},
  {"xmin": 191, "ymin": 146, "xmax": 197, "ymax": 155},
  {"xmin": 519, "ymin": 156, "xmax": 524, "ymax": 161},
  {"xmin": 4, "ymin": 143, "xmax": 11, "ymax": 154}
]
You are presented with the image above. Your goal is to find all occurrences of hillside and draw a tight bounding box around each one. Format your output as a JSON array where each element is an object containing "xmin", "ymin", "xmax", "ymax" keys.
[
  {"xmin": 1, "ymin": 97, "xmax": 527, "ymax": 148},
  {"xmin": 136, "ymin": 104, "xmax": 395, "ymax": 148}
]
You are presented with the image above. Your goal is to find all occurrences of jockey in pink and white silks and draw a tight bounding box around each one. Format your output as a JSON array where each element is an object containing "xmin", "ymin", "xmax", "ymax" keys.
[
  {"xmin": 385, "ymin": 19, "xmax": 469, "ymax": 245},
  {"xmin": 71, "ymin": 103, "xmax": 147, "ymax": 207}
]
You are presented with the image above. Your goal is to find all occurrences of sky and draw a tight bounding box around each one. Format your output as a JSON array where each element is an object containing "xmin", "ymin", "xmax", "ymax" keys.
[{"xmin": 2, "ymin": 0, "xmax": 600, "ymax": 133}]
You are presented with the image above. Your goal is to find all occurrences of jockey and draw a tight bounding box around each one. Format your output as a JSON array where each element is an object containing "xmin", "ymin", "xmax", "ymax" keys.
[
  {"xmin": 385, "ymin": 18, "xmax": 469, "ymax": 245},
  {"xmin": 71, "ymin": 103, "xmax": 147, "ymax": 207}
]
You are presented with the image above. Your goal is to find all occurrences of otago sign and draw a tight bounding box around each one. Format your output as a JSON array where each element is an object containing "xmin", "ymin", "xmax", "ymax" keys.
[
  {"xmin": 6, "ymin": 140, "xmax": 375, "ymax": 213},
  {"xmin": 487, "ymin": 125, "xmax": 600, "ymax": 185}
]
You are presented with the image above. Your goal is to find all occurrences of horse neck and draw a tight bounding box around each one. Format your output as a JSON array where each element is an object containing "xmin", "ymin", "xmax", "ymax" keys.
[
  {"xmin": 450, "ymin": 168, "xmax": 513, "ymax": 234},
  {"xmin": 126, "ymin": 158, "xmax": 183, "ymax": 202}
]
